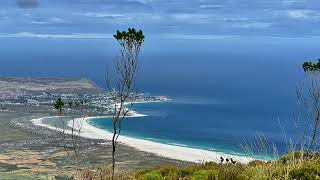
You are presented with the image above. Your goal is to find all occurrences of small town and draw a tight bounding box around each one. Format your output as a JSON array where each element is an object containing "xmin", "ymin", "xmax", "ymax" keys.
[
  {"xmin": 0, "ymin": 91, "xmax": 168, "ymax": 116},
  {"xmin": 0, "ymin": 77, "xmax": 168, "ymax": 116}
]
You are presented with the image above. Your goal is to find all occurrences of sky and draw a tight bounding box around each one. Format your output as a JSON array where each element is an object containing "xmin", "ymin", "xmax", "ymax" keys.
[
  {"xmin": 0, "ymin": 0, "xmax": 319, "ymax": 39},
  {"xmin": 0, "ymin": 0, "xmax": 319, "ymax": 105}
]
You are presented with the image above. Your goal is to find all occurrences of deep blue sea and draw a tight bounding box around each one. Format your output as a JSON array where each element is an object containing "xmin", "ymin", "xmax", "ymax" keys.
[{"xmin": 1, "ymin": 36, "xmax": 319, "ymax": 158}]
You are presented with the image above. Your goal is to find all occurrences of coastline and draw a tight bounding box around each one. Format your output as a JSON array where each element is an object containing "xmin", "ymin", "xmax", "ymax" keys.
[{"xmin": 31, "ymin": 115, "xmax": 253, "ymax": 164}]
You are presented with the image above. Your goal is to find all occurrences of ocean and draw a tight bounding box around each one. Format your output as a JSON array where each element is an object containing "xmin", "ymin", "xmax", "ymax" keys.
[{"xmin": 1, "ymin": 36, "xmax": 319, "ymax": 158}]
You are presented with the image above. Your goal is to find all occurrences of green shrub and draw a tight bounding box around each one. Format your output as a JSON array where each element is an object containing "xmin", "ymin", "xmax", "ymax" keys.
[
  {"xmin": 166, "ymin": 172, "xmax": 179, "ymax": 180},
  {"xmin": 155, "ymin": 164, "xmax": 178, "ymax": 177},
  {"xmin": 0, "ymin": 162, "xmax": 20, "ymax": 172},
  {"xmin": 207, "ymin": 170, "xmax": 219, "ymax": 180},
  {"xmin": 244, "ymin": 165, "xmax": 269, "ymax": 180},
  {"xmin": 280, "ymin": 151, "xmax": 303, "ymax": 164},
  {"xmin": 190, "ymin": 170, "xmax": 218, "ymax": 180},
  {"xmin": 270, "ymin": 163, "xmax": 287, "ymax": 179},
  {"xmin": 143, "ymin": 171, "xmax": 164, "ymax": 180},
  {"xmin": 191, "ymin": 170, "xmax": 209, "ymax": 180},
  {"xmin": 87, "ymin": 152, "xmax": 320, "ymax": 180},
  {"xmin": 248, "ymin": 160, "xmax": 267, "ymax": 167},
  {"xmin": 180, "ymin": 166, "xmax": 198, "ymax": 177},
  {"xmin": 218, "ymin": 164, "xmax": 247, "ymax": 180},
  {"xmin": 290, "ymin": 163, "xmax": 320, "ymax": 180}
]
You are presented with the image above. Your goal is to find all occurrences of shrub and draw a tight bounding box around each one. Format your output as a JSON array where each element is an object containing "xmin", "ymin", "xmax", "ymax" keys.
[
  {"xmin": 244, "ymin": 165, "xmax": 269, "ymax": 180},
  {"xmin": 180, "ymin": 166, "xmax": 198, "ymax": 177},
  {"xmin": 0, "ymin": 162, "xmax": 20, "ymax": 172},
  {"xmin": 191, "ymin": 170, "xmax": 212, "ymax": 180},
  {"xmin": 155, "ymin": 164, "xmax": 178, "ymax": 177},
  {"xmin": 79, "ymin": 168, "xmax": 94, "ymax": 180},
  {"xmin": 248, "ymin": 160, "xmax": 267, "ymax": 167},
  {"xmin": 166, "ymin": 172, "xmax": 179, "ymax": 180},
  {"xmin": 79, "ymin": 152, "xmax": 320, "ymax": 180},
  {"xmin": 289, "ymin": 163, "xmax": 320, "ymax": 180},
  {"xmin": 207, "ymin": 170, "xmax": 219, "ymax": 180},
  {"xmin": 143, "ymin": 171, "xmax": 164, "ymax": 180}
]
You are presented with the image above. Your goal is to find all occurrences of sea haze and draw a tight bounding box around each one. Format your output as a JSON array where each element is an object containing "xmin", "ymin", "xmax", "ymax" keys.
[{"xmin": 1, "ymin": 36, "xmax": 319, "ymax": 157}]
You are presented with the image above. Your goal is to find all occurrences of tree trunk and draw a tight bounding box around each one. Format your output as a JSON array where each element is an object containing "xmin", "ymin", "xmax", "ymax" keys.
[
  {"xmin": 111, "ymin": 122, "xmax": 117, "ymax": 180},
  {"xmin": 310, "ymin": 111, "xmax": 320, "ymax": 151}
]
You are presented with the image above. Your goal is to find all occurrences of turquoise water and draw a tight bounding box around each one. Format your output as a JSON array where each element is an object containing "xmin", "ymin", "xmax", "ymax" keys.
[{"xmin": 89, "ymin": 97, "xmax": 294, "ymax": 159}]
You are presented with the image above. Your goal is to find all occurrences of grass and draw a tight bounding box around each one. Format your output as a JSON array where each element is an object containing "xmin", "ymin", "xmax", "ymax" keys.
[{"xmin": 78, "ymin": 151, "xmax": 320, "ymax": 180}]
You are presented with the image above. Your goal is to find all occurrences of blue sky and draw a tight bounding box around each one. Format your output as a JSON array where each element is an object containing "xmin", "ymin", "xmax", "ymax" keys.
[{"xmin": 0, "ymin": 0, "xmax": 319, "ymax": 39}]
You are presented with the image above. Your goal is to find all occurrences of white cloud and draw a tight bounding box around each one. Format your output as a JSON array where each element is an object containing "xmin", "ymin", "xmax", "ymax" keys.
[
  {"xmin": 235, "ymin": 22, "xmax": 272, "ymax": 29},
  {"xmin": 172, "ymin": 13, "xmax": 208, "ymax": 20},
  {"xmin": 161, "ymin": 34, "xmax": 235, "ymax": 40},
  {"xmin": 199, "ymin": 4, "xmax": 223, "ymax": 9},
  {"xmin": 31, "ymin": 21, "xmax": 48, "ymax": 25},
  {"xmin": 171, "ymin": 13, "xmax": 248, "ymax": 24},
  {"xmin": 0, "ymin": 32, "xmax": 113, "ymax": 39},
  {"xmin": 161, "ymin": 34, "xmax": 320, "ymax": 40},
  {"xmin": 287, "ymin": 10, "xmax": 310, "ymax": 18},
  {"xmin": 77, "ymin": 12, "xmax": 125, "ymax": 18},
  {"xmin": 171, "ymin": 13, "xmax": 210, "ymax": 24},
  {"xmin": 48, "ymin": 17, "xmax": 69, "ymax": 23},
  {"xmin": 218, "ymin": 17, "xmax": 249, "ymax": 21},
  {"xmin": 270, "ymin": 36, "xmax": 311, "ymax": 40},
  {"xmin": 282, "ymin": 0, "xmax": 306, "ymax": 5},
  {"xmin": 30, "ymin": 17, "xmax": 69, "ymax": 25},
  {"xmin": 285, "ymin": 9, "xmax": 320, "ymax": 19},
  {"xmin": 129, "ymin": 0, "xmax": 152, "ymax": 4}
]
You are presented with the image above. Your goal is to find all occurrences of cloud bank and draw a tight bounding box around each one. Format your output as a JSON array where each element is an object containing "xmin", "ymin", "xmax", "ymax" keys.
[{"xmin": 0, "ymin": 0, "xmax": 318, "ymax": 37}]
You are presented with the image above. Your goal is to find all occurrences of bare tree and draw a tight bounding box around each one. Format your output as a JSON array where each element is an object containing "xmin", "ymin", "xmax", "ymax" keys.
[
  {"xmin": 295, "ymin": 60, "xmax": 320, "ymax": 153},
  {"xmin": 106, "ymin": 28, "xmax": 145, "ymax": 179},
  {"xmin": 53, "ymin": 98, "xmax": 84, "ymax": 173},
  {"xmin": 56, "ymin": 117, "xmax": 85, "ymax": 176}
]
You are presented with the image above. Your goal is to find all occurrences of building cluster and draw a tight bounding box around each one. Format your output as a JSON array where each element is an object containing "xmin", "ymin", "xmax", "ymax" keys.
[{"xmin": 0, "ymin": 91, "xmax": 169, "ymax": 114}]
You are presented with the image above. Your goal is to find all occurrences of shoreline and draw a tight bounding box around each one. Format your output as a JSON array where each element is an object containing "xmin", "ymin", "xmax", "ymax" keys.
[{"xmin": 31, "ymin": 115, "xmax": 253, "ymax": 164}]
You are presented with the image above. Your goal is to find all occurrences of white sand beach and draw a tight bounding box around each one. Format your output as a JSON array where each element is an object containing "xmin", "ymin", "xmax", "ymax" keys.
[{"xmin": 31, "ymin": 115, "xmax": 253, "ymax": 164}]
